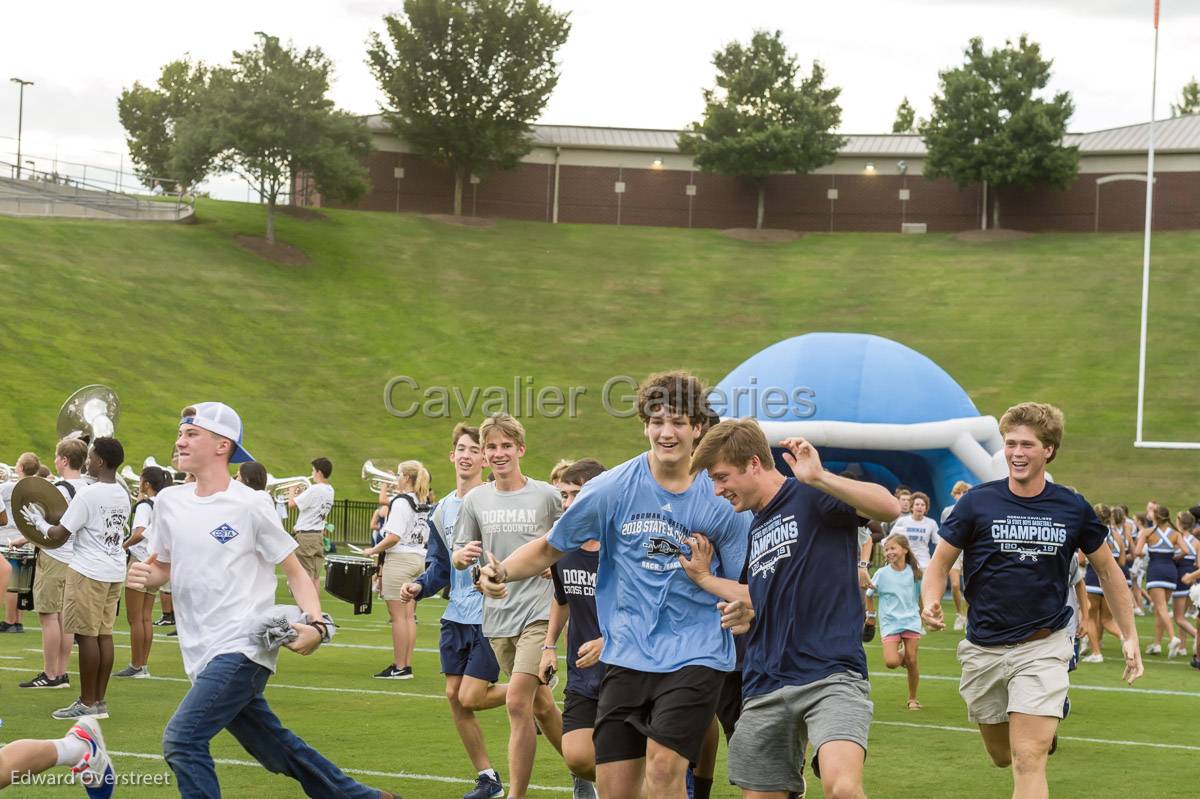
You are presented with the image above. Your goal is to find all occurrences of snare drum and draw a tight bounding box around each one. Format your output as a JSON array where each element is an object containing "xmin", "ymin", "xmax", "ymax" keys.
[
  {"xmin": 323, "ymin": 555, "xmax": 376, "ymax": 615},
  {"xmin": 6, "ymin": 545, "xmax": 37, "ymax": 611}
]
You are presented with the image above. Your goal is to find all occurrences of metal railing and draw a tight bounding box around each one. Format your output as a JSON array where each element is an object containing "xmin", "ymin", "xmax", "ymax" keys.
[
  {"xmin": 281, "ymin": 499, "xmax": 382, "ymax": 547},
  {"xmin": 0, "ymin": 160, "xmax": 194, "ymax": 220}
]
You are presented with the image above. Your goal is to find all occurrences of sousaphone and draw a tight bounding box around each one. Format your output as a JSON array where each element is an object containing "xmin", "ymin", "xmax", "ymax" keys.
[{"xmin": 57, "ymin": 384, "xmax": 119, "ymax": 442}]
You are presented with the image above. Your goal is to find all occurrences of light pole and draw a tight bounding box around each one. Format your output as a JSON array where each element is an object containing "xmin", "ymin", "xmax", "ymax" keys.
[{"xmin": 10, "ymin": 77, "xmax": 33, "ymax": 179}]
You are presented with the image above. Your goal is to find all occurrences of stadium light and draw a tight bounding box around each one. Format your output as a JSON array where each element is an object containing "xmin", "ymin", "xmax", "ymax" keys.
[{"xmin": 9, "ymin": 77, "xmax": 33, "ymax": 180}]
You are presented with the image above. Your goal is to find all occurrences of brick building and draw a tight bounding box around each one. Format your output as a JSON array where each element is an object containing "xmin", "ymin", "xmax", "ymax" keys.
[{"xmin": 301, "ymin": 113, "xmax": 1200, "ymax": 233}]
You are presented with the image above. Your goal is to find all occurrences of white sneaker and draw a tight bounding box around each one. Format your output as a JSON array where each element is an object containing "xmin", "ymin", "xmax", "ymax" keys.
[
  {"xmin": 953, "ymin": 615, "xmax": 966, "ymax": 631},
  {"xmin": 1168, "ymin": 637, "xmax": 1185, "ymax": 658},
  {"xmin": 1146, "ymin": 643, "xmax": 1162, "ymax": 655},
  {"xmin": 68, "ymin": 716, "xmax": 115, "ymax": 798},
  {"xmin": 1081, "ymin": 653, "xmax": 1104, "ymax": 664},
  {"xmin": 1133, "ymin": 607, "xmax": 1146, "ymax": 617}
]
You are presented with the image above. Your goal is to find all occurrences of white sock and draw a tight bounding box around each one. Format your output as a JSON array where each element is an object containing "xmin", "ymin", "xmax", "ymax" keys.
[
  {"xmin": 480, "ymin": 768, "xmax": 498, "ymax": 781},
  {"xmin": 53, "ymin": 734, "xmax": 90, "ymax": 767}
]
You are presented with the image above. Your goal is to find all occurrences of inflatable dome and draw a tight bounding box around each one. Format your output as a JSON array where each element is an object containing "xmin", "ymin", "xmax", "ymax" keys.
[{"xmin": 711, "ymin": 333, "xmax": 1006, "ymax": 516}]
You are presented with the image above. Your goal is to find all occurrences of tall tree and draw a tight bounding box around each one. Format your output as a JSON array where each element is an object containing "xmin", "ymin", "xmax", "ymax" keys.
[
  {"xmin": 367, "ymin": 0, "xmax": 571, "ymax": 216},
  {"xmin": 117, "ymin": 59, "xmax": 214, "ymax": 191},
  {"xmin": 920, "ymin": 35, "xmax": 1077, "ymax": 229},
  {"xmin": 679, "ymin": 30, "xmax": 845, "ymax": 230},
  {"xmin": 893, "ymin": 97, "xmax": 917, "ymax": 133},
  {"xmin": 1171, "ymin": 77, "xmax": 1200, "ymax": 117},
  {"xmin": 180, "ymin": 34, "xmax": 372, "ymax": 244}
]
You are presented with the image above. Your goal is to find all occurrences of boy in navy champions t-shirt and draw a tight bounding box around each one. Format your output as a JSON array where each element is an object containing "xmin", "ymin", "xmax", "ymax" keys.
[
  {"xmin": 684, "ymin": 419, "xmax": 901, "ymax": 799},
  {"xmin": 921, "ymin": 402, "xmax": 1142, "ymax": 799},
  {"xmin": 477, "ymin": 373, "xmax": 750, "ymax": 799}
]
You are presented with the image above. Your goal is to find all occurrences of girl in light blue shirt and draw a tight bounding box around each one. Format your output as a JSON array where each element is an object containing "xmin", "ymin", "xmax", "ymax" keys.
[{"xmin": 867, "ymin": 533, "xmax": 925, "ymax": 709}]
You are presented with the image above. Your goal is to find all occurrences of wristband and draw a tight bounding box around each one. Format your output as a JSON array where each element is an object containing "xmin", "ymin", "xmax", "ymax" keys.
[{"xmin": 542, "ymin": 645, "xmax": 557, "ymax": 651}]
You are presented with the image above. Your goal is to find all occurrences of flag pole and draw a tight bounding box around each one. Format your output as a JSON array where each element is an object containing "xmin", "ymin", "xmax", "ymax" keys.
[{"xmin": 1134, "ymin": 0, "xmax": 1159, "ymax": 446}]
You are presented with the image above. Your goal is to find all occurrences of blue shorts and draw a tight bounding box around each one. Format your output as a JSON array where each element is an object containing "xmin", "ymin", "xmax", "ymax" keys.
[{"xmin": 439, "ymin": 619, "xmax": 500, "ymax": 683}]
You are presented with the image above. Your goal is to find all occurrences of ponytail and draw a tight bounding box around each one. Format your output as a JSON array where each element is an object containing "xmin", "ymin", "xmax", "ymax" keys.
[{"xmin": 397, "ymin": 460, "xmax": 433, "ymax": 504}]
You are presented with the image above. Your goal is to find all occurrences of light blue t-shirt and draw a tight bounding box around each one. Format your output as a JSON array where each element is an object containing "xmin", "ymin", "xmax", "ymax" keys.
[
  {"xmin": 547, "ymin": 453, "xmax": 751, "ymax": 673},
  {"xmin": 434, "ymin": 494, "xmax": 484, "ymax": 625},
  {"xmin": 867, "ymin": 564, "xmax": 923, "ymax": 637}
]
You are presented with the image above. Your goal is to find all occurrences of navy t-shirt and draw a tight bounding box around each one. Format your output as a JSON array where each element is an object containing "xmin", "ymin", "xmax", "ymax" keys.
[
  {"xmin": 552, "ymin": 548, "xmax": 603, "ymax": 699},
  {"xmin": 939, "ymin": 479, "xmax": 1108, "ymax": 646},
  {"xmin": 742, "ymin": 477, "xmax": 868, "ymax": 699}
]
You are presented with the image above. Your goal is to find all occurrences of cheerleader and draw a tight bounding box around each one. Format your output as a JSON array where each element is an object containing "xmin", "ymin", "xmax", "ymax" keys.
[
  {"xmin": 1170, "ymin": 511, "xmax": 1198, "ymax": 658},
  {"xmin": 1134, "ymin": 504, "xmax": 1185, "ymax": 655},
  {"xmin": 1081, "ymin": 504, "xmax": 1126, "ymax": 663}
]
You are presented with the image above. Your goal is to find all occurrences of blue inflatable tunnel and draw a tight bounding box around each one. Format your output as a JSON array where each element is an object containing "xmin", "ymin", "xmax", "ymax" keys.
[{"xmin": 711, "ymin": 333, "xmax": 1005, "ymax": 517}]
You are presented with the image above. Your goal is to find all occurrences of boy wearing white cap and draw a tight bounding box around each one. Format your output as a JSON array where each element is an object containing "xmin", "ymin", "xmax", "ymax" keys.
[{"xmin": 127, "ymin": 403, "xmax": 395, "ymax": 799}]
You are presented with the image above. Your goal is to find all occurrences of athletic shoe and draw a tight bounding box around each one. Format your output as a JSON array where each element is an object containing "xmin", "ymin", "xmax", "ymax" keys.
[
  {"xmin": 1190, "ymin": 656, "xmax": 1200, "ymax": 670},
  {"xmin": 953, "ymin": 615, "xmax": 966, "ymax": 631},
  {"xmin": 131, "ymin": 666, "xmax": 150, "ymax": 679},
  {"xmin": 1146, "ymin": 642, "xmax": 1162, "ymax": 655},
  {"xmin": 1081, "ymin": 653, "xmax": 1104, "ymax": 663},
  {"xmin": 52, "ymin": 699, "xmax": 95, "ymax": 720},
  {"xmin": 396, "ymin": 666, "xmax": 413, "ymax": 680},
  {"xmin": 464, "ymin": 771, "xmax": 504, "ymax": 799},
  {"xmin": 69, "ymin": 716, "xmax": 115, "ymax": 799},
  {"xmin": 572, "ymin": 776, "xmax": 597, "ymax": 799},
  {"xmin": 20, "ymin": 671, "xmax": 69, "ymax": 689},
  {"xmin": 152, "ymin": 614, "xmax": 175, "ymax": 626},
  {"xmin": 861, "ymin": 613, "xmax": 876, "ymax": 643},
  {"xmin": 114, "ymin": 665, "xmax": 141, "ymax": 678},
  {"xmin": 1168, "ymin": 637, "xmax": 1185, "ymax": 658},
  {"xmin": 374, "ymin": 664, "xmax": 404, "ymax": 679},
  {"xmin": 0, "ymin": 621, "xmax": 24, "ymax": 633},
  {"xmin": 1133, "ymin": 606, "xmax": 1146, "ymax": 617},
  {"xmin": 92, "ymin": 701, "xmax": 109, "ymax": 719}
]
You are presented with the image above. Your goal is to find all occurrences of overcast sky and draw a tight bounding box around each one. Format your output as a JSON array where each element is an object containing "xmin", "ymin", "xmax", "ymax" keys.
[{"xmin": 1, "ymin": 0, "xmax": 1195, "ymax": 199}]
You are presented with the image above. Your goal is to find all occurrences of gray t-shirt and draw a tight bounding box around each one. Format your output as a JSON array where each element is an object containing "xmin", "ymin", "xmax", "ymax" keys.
[{"xmin": 454, "ymin": 478, "xmax": 562, "ymax": 638}]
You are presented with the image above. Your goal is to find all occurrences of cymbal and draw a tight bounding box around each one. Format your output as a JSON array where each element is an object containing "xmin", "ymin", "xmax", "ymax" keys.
[{"xmin": 12, "ymin": 477, "xmax": 68, "ymax": 549}]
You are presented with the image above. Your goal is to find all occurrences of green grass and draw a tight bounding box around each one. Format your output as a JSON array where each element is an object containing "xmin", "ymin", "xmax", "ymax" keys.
[
  {"xmin": 1, "ymin": 583, "xmax": 1194, "ymax": 797},
  {"xmin": 0, "ymin": 201, "xmax": 1198, "ymax": 510}
]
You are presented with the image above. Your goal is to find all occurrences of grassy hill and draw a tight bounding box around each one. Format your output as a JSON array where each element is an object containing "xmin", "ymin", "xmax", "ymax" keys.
[{"xmin": 0, "ymin": 201, "xmax": 1196, "ymax": 509}]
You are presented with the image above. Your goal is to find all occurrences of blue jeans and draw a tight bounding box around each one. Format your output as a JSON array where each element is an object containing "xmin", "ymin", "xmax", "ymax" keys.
[{"xmin": 162, "ymin": 653, "xmax": 382, "ymax": 799}]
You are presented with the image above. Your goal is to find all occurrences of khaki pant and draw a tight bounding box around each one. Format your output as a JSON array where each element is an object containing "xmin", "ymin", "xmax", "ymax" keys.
[
  {"xmin": 62, "ymin": 570, "xmax": 122, "ymax": 636},
  {"xmin": 294, "ymin": 532, "xmax": 325, "ymax": 582},
  {"xmin": 490, "ymin": 619, "xmax": 550, "ymax": 678},
  {"xmin": 957, "ymin": 631, "xmax": 1073, "ymax": 725},
  {"xmin": 33, "ymin": 550, "xmax": 69, "ymax": 614}
]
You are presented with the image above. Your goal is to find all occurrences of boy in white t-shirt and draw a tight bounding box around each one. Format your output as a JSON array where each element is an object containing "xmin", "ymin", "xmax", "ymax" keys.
[
  {"xmin": 126, "ymin": 403, "xmax": 394, "ymax": 799},
  {"xmin": 22, "ymin": 437, "xmax": 130, "ymax": 720},
  {"xmin": 888, "ymin": 491, "xmax": 940, "ymax": 570},
  {"xmin": 287, "ymin": 457, "xmax": 335, "ymax": 592}
]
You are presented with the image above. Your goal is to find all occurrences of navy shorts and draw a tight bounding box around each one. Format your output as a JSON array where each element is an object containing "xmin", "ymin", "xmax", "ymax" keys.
[{"xmin": 439, "ymin": 619, "xmax": 500, "ymax": 683}]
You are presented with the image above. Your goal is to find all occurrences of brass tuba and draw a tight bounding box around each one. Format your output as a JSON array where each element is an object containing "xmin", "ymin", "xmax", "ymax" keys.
[
  {"xmin": 361, "ymin": 459, "xmax": 398, "ymax": 495},
  {"xmin": 266, "ymin": 474, "xmax": 311, "ymax": 501},
  {"xmin": 57, "ymin": 385, "xmax": 119, "ymax": 442}
]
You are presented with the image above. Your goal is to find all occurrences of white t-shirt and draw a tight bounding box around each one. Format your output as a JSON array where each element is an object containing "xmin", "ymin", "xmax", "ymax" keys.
[
  {"xmin": 127, "ymin": 500, "xmax": 154, "ymax": 561},
  {"xmin": 149, "ymin": 480, "xmax": 297, "ymax": 681},
  {"xmin": 41, "ymin": 477, "xmax": 89, "ymax": 564},
  {"xmin": 381, "ymin": 493, "xmax": 427, "ymax": 556},
  {"xmin": 888, "ymin": 514, "xmax": 940, "ymax": 569},
  {"xmin": 292, "ymin": 483, "xmax": 334, "ymax": 533},
  {"xmin": 61, "ymin": 481, "xmax": 130, "ymax": 582},
  {"xmin": 0, "ymin": 480, "xmax": 19, "ymax": 545}
]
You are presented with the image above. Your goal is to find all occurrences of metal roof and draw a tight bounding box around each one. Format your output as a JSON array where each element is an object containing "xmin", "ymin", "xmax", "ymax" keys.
[{"xmin": 361, "ymin": 113, "xmax": 1200, "ymax": 156}]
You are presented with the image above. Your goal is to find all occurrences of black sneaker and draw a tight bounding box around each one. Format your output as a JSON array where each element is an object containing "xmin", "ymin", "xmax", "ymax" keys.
[
  {"xmin": 47, "ymin": 673, "xmax": 71, "ymax": 689},
  {"xmin": 152, "ymin": 614, "xmax": 175, "ymax": 627},
  {"xmin": 374, "ymin": 664, "xmax": 403, "ymax": 679},
  {"xmin": 862, "ymin": 617, "xmax": 876, "ymax": 643},
  {"xmin": 0, "ymin": 622, "xmax": 23, "ymax": 633},
  {"xmin": 464, "ymin": 770, "xmax": 504, "ymax": 799},
  {"xmin": 396, "ymin": 666, "xmax": 413, "ymax": 680},
  {"xmin": 20, "ymin": 671, "xmax": 51, "ymax": 688}
]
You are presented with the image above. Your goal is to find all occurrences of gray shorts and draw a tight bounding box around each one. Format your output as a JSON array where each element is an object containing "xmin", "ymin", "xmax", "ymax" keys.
[{"xmin": 728, "ymin": 672, "xmax": 872, "ymax": 793}]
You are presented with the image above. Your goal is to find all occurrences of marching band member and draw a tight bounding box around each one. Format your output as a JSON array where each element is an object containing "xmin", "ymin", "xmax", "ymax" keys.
[
  {"xmin": 287, "ymin": 457, "xmax": 336, "ymax": 593},
  {"xmin": 116, "ymin": 465, "xmax": 172, "ymax": 679},
  {"xmin": 0, "ymin": 452, "xmax": 39, "ymax": 634}
]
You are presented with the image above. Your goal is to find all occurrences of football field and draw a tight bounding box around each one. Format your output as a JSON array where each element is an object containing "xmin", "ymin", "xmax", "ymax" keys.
[{"xmin": 0, "ymin": 577, "xmax": 1192, "ymax": 798}]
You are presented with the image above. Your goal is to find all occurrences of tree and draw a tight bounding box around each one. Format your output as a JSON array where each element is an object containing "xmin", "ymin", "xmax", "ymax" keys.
[
  {"xmin": 1171, "ymin": 77, "xmax": 1200, "ymax": 117},
  {"xmin": 367, "ymin": 0, "xmax": 571, "ymax": 216},
  {"xmin": 893, "ymin": 97, "xmax": 917, "ymax": 133},
  {"xmin": 179, "ymin": 34, "xmax": 372, "ymax": 244},
  {"xmin": 117, "ymin": 59, "xmax": 214, "ymax": 191},
  {"xmin": 679, "ymin": 30, "xmax": 845, "ymax": 230},
  {"xmin": 920, "ymin": 35, "xmax": 1077, "ymax": 229}
]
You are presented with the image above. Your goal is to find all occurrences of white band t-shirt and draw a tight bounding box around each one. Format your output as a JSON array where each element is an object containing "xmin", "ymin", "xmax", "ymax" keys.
[
  {"xmin": 292, "ymin": 483, "xmax": 335, "ymax": 533},
  {"xmin": 61, "ymin": 481, "xmax": 130, "ymax": 582},
  {"xmin": 149, "ymin": 479, "xmax": 298, "ymax": 681},
  {"xmin": 127, "ymin": 501, "xmax": 154, "ymax": 562}
]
